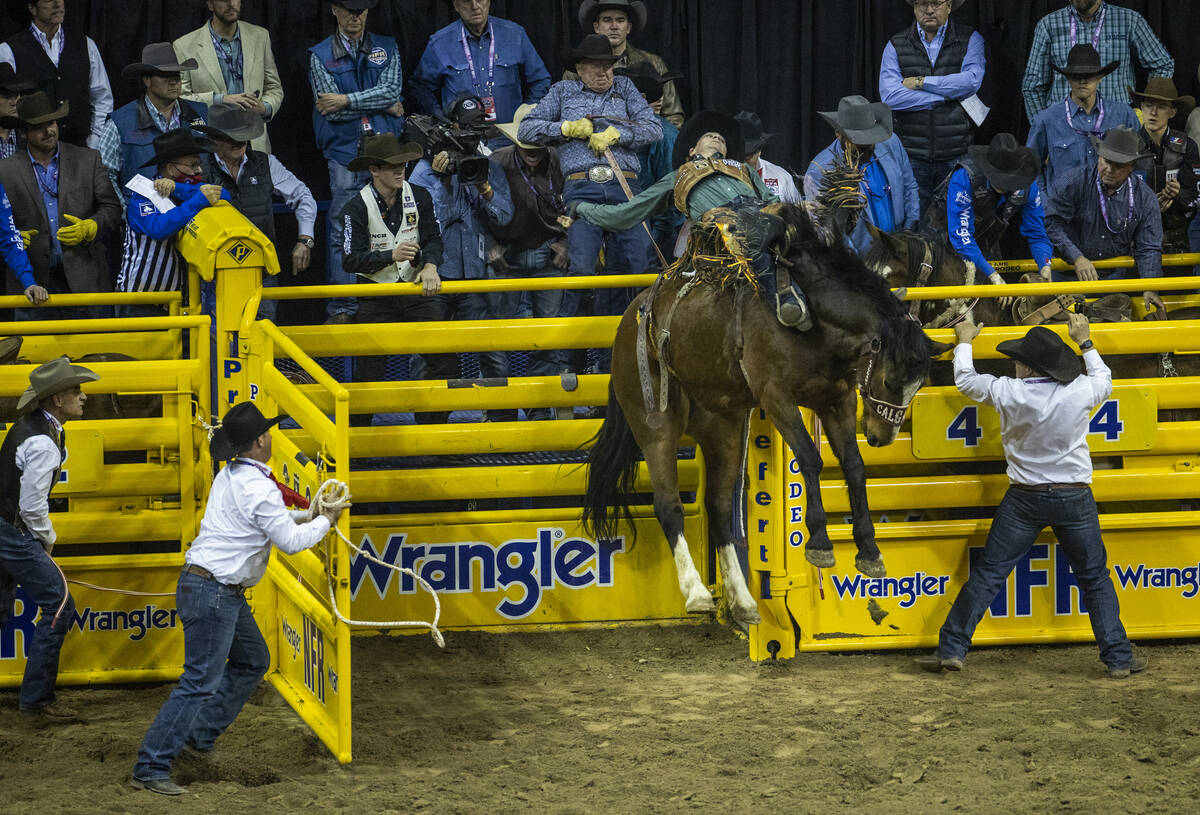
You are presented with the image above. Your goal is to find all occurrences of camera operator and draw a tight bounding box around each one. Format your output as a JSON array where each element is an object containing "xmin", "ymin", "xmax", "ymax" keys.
[{"xmin": 409, "ymin": 93, "xmax": 516, "ymax": 421}]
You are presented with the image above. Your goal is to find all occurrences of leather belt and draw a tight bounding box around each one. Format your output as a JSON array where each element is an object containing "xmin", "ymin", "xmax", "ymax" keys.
[
  {"xmin": 182, "ymin": 564, "xmax": 248, "ymax": 595},
  {"xmin": 1010, "ymin": 482, "xmax": 1090, "ymax": 492},
  {"xmin": 565, "ymin": 167, "xmax": 637, "ymax": 183}
]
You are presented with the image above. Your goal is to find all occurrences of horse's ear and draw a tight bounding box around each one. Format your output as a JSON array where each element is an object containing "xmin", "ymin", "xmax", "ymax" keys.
[{"xmin": 927, "ymin": 338, "xmax": 955, "ymax": 358}]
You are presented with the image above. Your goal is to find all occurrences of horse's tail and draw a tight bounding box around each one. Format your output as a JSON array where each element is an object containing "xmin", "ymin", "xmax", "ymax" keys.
[{"xmin": 582, "ymin": 383, "xmax": 641, "ymax": 547}]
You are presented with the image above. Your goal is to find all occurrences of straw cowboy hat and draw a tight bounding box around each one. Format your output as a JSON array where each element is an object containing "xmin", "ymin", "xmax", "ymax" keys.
[
  {"xmin": 579, "ymin": 0, "xmax": 647, "ymax": 33},
  {"xmin": 996, "ymin": 325, "xmax": 1082, "ymax": 384},
  {"xmin": 1052, "ymin": 44, "xmax": 1119, "ymax": 78},
  {"xmin": 0, "ymin": 90, "xmax": 68, "ymax": 130},
  {"xmin": 122, "ymin": 42, "xmax": 198, "ymax": 77},
  {"xmin": 347, "ymin": 133, "xmax": 422, "ymax": 172},
  {"xmin": 209, "ymin": 401, "xmax": 285, "ymax": 460},
  {"xmin": 496, "ymin": 103, "xmax": 539, "ymax": 149},
  {"xmin": 818, "ymin": 95, "xmax": 893, "ymax": 146},
  {"xmin": 139, "ymin": 128, "xmax": 216, "ymax": 168},
  {"xmin": 196, "ymin": 102, "xmax": 265, "ymax": 143},
  {"xmin": 17, "ymin": 356, "xmax": 99, "ymax": 412},
  {"xmin": 673, "ymin": 109, "xmax": 745, "ymax": 168},
  {"xmin": 1129, "ymin": 77, "xmax": 1196, "ymax": 120},
  {"xmin": 1091, "ymin": 126, "xmax": 1153, "ymax": 165},
  {"xmin": 967, "ymin": 132, "xmax": 1040, "ymax": 192}
]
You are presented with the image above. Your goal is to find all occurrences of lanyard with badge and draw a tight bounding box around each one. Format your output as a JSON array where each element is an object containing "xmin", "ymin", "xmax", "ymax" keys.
[
  {"xmin": 1069, "ymin": 4, "xmax": 1106, "ymax": 49},
  {"xmin": 460, "ymin": 21, "xmax": 497, "ymax": 121},
  {"xmin": 1096, "ymin": 173, "xmax": 1134, "ymax": 234},
  {"xmin": 209, "ymin": 27, "xmax": 244, "ymax": 83}
]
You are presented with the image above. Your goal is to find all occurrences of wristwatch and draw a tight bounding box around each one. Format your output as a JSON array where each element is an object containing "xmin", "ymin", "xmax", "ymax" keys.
[
  {"xmin": 1078, "ymin": 339, "xmax": 1094, "ymax": 351},
  {"xmin": 298, "ymin": 236, "xmax": 315, "ymax": 249}
]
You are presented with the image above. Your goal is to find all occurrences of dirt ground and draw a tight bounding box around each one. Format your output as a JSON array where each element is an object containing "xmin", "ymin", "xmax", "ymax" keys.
[{"xmin": 1, "ymin": 624, "xmax": 1197, "ymax": 814}]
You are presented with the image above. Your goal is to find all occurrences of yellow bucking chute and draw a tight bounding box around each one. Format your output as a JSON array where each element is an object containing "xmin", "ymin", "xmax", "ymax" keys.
[{"xmin": 177, "ymin": 200, "xmax": 281, "ymax": 281}]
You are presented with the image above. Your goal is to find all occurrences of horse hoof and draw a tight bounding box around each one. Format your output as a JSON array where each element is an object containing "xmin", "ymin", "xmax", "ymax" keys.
[
  {"xmin": 855, "ymin": 557, "xmax": 886, "ymax": 578},
  {"xmin": 805, "ymin": 548, "xmax": 836, "ymax": 569},
  {"xmin": 685, "ymin": 591, "xmax": 716, "ymax": 614},
  {"xmin": 734, "ymin": 606, "xmax": 762, "ymax": 627}
]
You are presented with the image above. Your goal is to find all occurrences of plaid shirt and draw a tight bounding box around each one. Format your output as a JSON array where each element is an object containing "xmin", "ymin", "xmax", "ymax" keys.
[
  {"xmin": 307, "ymin": 34, "xmax": 402, "ymax": 123},
  {"xmin": 98, "ymin": 98, "xmax": 182, "ymax": 200},
  {"xmin": 1022, "ymin": 2, "xmax": 1173, "ymax": 123},
  {"xmin": 0, "ymin": 129, "xmax": 16, "ymax": 161}
]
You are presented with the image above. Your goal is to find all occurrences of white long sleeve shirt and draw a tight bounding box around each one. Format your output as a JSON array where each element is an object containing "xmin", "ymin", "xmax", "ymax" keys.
[
  {"xmin": 14, "ymin": 410, "xmax": 63, "ymax": 548},
  {"xmin": 953, "ymin": 342, "xmax": 1112, "ymax": 486},
  {"xmin": 213, "ymin": 152, "xmax": 319, "ymax": 236},
  {"xmin": 186, "ymin": 457, "xmax": 330, "ymax": 587}
]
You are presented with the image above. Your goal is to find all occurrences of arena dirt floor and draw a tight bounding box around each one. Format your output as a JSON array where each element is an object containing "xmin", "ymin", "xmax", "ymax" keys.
[{"xmin": 1, "ymin": 623, "xmax": 1197, "ymax": 814}]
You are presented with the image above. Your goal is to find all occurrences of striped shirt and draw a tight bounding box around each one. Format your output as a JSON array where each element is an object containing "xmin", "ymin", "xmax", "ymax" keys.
[{"xmin": 117, "ymin": 181, "xmax": 226, "ymax": 293}]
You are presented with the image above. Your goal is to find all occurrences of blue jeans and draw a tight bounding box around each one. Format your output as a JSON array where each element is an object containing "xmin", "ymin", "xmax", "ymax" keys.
[
  {"xmin": 437, "ymin": 283, "xmax": 508, "ymax": 380},
  {"xmin": 937, "ymin": 486, "xmax": 1132, "ymax": 670},
  {"xmin": 0, "ymin": 517, "xmax": 73, "ymax": 711},
  {"xmin": 1189, "ymin": 215, "xmax": 1200, "ymax": 276},
  {"xmin": 909, "ymin": 156, "xmax": 960, "ymax": 221},
  {"xmin": 133, "ymin": 571, "xmax": 270, "ymax": 781},
  {"xmin": 326, "ymin": 159, "xmax": 370, "ymax": 318},
  {"xmin": 501, "ymin": 240, "xmax": 570, "ymax": 377}
]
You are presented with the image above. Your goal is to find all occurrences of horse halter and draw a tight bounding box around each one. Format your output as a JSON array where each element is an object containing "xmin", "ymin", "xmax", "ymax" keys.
[{"xmin": 859, "ymin": 338, "xmax": 914, "ymax": 428}]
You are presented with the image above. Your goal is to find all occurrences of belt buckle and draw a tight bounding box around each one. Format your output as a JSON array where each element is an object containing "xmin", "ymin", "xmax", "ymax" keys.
[{"xmin": 588, "ymin": 165, "xmax": 614, "ymax": 183}]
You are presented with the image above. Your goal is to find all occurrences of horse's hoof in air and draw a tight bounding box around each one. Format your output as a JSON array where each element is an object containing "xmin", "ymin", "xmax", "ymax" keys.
[
  {"xmin": 805, "ymin": 548, "xmax": 836, "ymax": 569},
  {"xmin": 685, "ymin": 590, "xmax": 717, "ymax": 614},
  {"xmin": 855, "ymin": 557, "xmax": 887, "ymax": 578}
]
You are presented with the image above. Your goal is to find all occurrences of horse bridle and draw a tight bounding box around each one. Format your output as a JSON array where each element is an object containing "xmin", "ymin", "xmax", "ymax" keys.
[
  {"xmin": 859, "ymin": 337, "xmax": 914, "ymax": 428},
  {"xmin": 905, "ymin": 235, "xmax": 978, "ymax": 330},
  {"xmin": 907, "ymin": 241, "xmax": 935, "ymax": 320}
]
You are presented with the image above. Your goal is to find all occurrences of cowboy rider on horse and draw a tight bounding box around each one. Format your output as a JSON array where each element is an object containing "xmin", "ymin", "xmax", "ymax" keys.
[{"xmin": 568, "ymin": 110, "xmax": 812, "ymax": 330}]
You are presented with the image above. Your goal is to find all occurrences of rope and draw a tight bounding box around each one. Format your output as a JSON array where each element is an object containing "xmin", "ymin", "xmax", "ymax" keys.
[{"xmin": 312, "ymin": 479, "xmax": 445, "ymax": 648}]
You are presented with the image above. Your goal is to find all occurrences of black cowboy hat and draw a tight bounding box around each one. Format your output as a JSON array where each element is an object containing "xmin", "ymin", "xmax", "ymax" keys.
[
  {"xmin": 967, "ymin": 132, "xmax": 1040, "ymax": 192},
  {"xmin": 996, "ymin": 325, "xmax": 1082, "ymax": 384},
  {"xmin": 578, "ymin": 0, "xmax": 647, "ymax": 33},
  {"xmin": 16, "ymin": 356, "xmax": 99, "ymax": 413},
  {"xmin": 329, "ymin": 0, "xmax": 378, "ymax": 8},
  {"xmin": 734, "ymin": 110, "xmax": 776, "ymax": 156},
  {"xmin": 0, "ymin": 90, "xmax": 67, "ymax": 130},
  {"xmin": 672, "ymin": 110, "xmax": 745, "ymax": 169},
  {"xmin": 0, "ymin": 63, "xmax": 34, "ymax": 95},
  {"xmin": 1129, "ymin": 77, "xmax": 1196, "ymax": 120},
  {"xmin": 347, "ymin": 132, "xmax": 423, "ymax": 172},
  {"xmin": 1052, "ymin": 44, "xmax": 1119, "ymax": 78},
  {"xmin": 196, "ymin": 102, "xmax": 265, "ymax": 143},
  {"xmin": 122, "ymin": 43, "xmax": 199, "ymax": 77},
  {"xmin": 210, "ymin": 401, "xmax": 286, "ymax": 461},
  {"xmin": 905, "ymin": 0, "xmax": 966, "ymax": 8},
  {"xmin": 565, "ymin": 33, "xmax": 622, "ymax": 65},
  {"xmin": 615, "ymin": 64, "xmax": 682, "ymax": 104},
  {"xmin": 1091, "ymin": 126, "xmax": 1153, "ymax": 165},
  {"xmin": 139, "ymin": 128, "xmax": 216, "ymax": 168},
  {"xmin": 818, "ymin": 95, "xmax": 893, "ymax": 146}
]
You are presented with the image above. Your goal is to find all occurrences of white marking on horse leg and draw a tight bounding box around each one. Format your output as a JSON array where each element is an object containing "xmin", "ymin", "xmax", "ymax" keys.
[
  {"xmin": 718, "ymin": 544, "xmax": 761, "ymax": 626},
  {"xmin": 672, "ymin": 533, "xmax": 714, "ymax": 613}
]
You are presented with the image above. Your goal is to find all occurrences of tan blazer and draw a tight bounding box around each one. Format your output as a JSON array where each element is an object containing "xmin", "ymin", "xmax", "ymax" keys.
[
  {"xmin": 0, "ymin": 143, "xmax": 121, "ymax": 296},
  {"xmin": 174, "ymin": 20, "xmax": 284, "ymax": 153}
]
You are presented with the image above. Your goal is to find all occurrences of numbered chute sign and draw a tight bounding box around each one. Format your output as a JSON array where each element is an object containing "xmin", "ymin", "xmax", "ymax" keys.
[{"xmin": 911, "ymin": 386, "xmax": 1156, "ymax": 459}]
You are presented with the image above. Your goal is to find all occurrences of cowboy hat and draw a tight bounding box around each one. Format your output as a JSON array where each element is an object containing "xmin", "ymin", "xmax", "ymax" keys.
[
  {"xmin": 967, "ymin": 132, "xmax": 1040, "ymax": 192},
  {"xmin": 996, "ymin": 325, "xmax": 1082, "ymax": 384},
  {"xmin": 209, "ymin": 401, "xmax": 285, "ymax": 461},
  {"xmin": 673, "ymin": 109, "xmax": 745, "ymax": 169},
  {"xmin": 565, "ymin": 33, "xmax": 623, "ymax": 65},
  {"xmin": 122, "ymin": 43, "xmax": 199, "ymax": 77},
  {"xmin": 734, "ymin": 110, "xmax": 776, "ymax": 156},
  {"xmin": 1051, "ymin": 44, "xmax": 1119, "ymax": 78},
  {"xmin": 905, "ymin": 0, "xmax": 966, "ymax": 9},
  {"xmin": 346, "ymin": 132, "xmax": 423, "ymax": 172},
  {"xmin": 16, "ymin": 356, "xmax": 99, "ymax": 413},
  {"xmin": 578, "ymin": 0, "xmax": 647, "ymax": 33},
  {"xmin": 616, "ymin": 64, "xmax": 682, "ymax": 104},
  {"xmin": 0, "ymin": 90, "xmax": 68, "ymax": 130},
  {"xmin": 818, "ymin": 95, "xmax": 893, "ymax": 146},
  {"xmin": 1129, "ymin": 77, "xmax": 1196, "ymax": 120},
  {"xmin": 330, "ymin": 0, "xmax": 378, "ymax": 8},
  {"xmin": 496, "ymin": 103, "xmax": 539, "ymax": 149},
  {"xmin": 196, "ymin": 102, "xmax": 265, "ymax": 144},
  {"xmin": 140, "ymin": 128, "xmax": 216, "ymax": 168},
  {"xmin": 0, "ymin": 63, "xmax": 34, "ymax": 95},
  {"xmin": 1091, "ymin": 126, "xmax": 1153, "ymax": 165}
]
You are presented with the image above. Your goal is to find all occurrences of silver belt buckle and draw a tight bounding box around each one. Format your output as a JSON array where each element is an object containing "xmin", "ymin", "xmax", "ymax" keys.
[{"xmin": 588, "ymin": 165, "xmax": 614, "ymax": 183}]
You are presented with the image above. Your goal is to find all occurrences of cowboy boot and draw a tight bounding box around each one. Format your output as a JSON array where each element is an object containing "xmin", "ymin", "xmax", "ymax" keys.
[{"xmin": 771, "ymin": 257, "xmax": 812, "ymax": 330}]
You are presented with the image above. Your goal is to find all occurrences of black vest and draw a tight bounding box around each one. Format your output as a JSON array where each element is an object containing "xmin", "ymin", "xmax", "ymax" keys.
[
  {"xmin": 5, "ymin": 27, "xmax": 91, "ymax": 147},
  {"xmin": 926, "ymin": 157, "xmax": 1027, "ymax": 253},
  {"xmin": 205, "ymin": 150, "xmax": 276, "ymax": 242},
  {"xmin": 0, "ymin": 411, "xmax": 64, "ymax": 527},
  {"xmin": 890, "ymin": 22, "xmax": 975, "ymax": 161},
  {"xmin": 1136, "ymin": 128, "xmax": 1190, "ymax": 231}
]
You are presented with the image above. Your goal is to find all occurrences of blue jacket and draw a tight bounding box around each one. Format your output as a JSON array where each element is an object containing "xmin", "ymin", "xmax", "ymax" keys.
[
  {"xmin": 408, "ymin": 158, "xmax": 514, "ymax": 280},
  {"xmin": 0, "ymin": 183, "xmax": 35, "ymax": 290},
  {"xmin": 109, "ymin": 98, "xmax": 208, "ymax": 188},
  {"xmin": 127, "ymin": 181, "xmax": 232, "ymax": 238},
  {"xmin": 805, "ymin": 135, "xmax": 919, "ymax": 255},
  {"xmin": 410, "ymin": 18, "xmax": 550, "ymax": 123},
  {"xmin": 944, "ymin": 168, "xmax": 1053, "ymax": 278},
  {"xmin": 309, "ymin": 33, "xmax": 405, "ymax": 166}
]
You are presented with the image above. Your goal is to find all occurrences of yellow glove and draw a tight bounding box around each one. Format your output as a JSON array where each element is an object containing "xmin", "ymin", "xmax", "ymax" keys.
[
  {"xmin": 19, "ymin": 228, "xmax": 37, "ymax": 249},
  {"xmin": 56, "ymin": 214, "xmax": 99, "ymax": 246},
  {"xmin": 560, "ymin": 118, "xmax": 593, "ymax": 140},
  {"xmin": 588, "ymin": 125, "xmax": 621, "ymax": 155}
]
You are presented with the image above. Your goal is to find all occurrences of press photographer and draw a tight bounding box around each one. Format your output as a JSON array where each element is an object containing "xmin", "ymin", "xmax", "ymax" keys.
[{"xmin": 406, "ymin": 95, "xmax": 493, "ymax": 185}]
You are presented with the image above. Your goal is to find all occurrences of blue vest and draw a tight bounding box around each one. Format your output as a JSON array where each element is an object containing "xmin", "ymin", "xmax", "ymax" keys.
[
  {"xmin": 109, "ymin": 97, "xmax": 209, "ymax": 187},
  {"xmin": 309, "ymin": 33, "xmax": 404, "ymax": 166}
]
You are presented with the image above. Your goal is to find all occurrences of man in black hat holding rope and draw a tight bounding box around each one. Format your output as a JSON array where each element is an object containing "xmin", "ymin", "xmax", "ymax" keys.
[
  {"xmin": 918, "ymin": 312, "xmax": 1145, "ymax": 679},
  {"xmin": 131, "ymin": 401, "xmax": 345, "ymax": 796},
  {"xmin": 1045, "ymin": 126, "xmax": 1166, "ymax": 319},
  {"xmin": 0, "ymin": 356, "xmax": 97, "ymax": 720}
]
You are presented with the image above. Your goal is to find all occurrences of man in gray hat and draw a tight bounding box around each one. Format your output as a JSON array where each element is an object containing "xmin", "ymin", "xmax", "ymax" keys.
[
  {"xmin": 0, "ymin": 91, "xmax": 121, "ymax": 320},
  {"xmin": 0, "ymin": 356, "xmax": 98, "ymax": 719},
  {"xmin": 879, "ymin": 0, "xmax": 986, "ymax": 215},
  {"xmin": 97, "ymin": 42, "xmax": 208, "ymax": 200},
  {"xmin": 1131, "ymin": 77, "xmax": 1199, "ymax": 255},
  {"xmin": 804, "ymin": 95, "xmax": 919, "ymax": 256},
  {"xmin": 1045, "ymin": 126, "xmax": 1166, "ymax": 318},
  {"xmin": 917, "ymin": 312, "xmax": 1144, "ymax": 679},
  {"xmin": 197, "ymin": 102, "xmax": 317, "ymax": 319}
]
